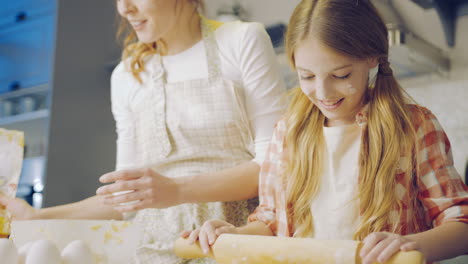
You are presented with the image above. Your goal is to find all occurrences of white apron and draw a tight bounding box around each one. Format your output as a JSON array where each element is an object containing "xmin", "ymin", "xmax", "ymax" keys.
[{"xmin": 130, "ymin": 19, "xmax": 257, "ymax": 263}]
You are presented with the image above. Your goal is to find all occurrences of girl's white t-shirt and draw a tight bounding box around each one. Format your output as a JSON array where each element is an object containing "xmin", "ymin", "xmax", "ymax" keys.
[{"xmin": 311, "ymin": 123, "xmax": 361, "ymax": 239}]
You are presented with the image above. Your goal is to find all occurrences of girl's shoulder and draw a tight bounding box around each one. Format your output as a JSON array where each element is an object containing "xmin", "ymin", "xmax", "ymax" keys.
[{"xmin": 406, "ymin": 104, "xmax": 441, "ymax": 132}]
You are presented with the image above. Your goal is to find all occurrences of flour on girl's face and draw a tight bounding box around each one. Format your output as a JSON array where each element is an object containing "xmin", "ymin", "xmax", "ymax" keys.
[{"xmin": 346, "ymin": 83, "xmax": 357, "ymax": 95}]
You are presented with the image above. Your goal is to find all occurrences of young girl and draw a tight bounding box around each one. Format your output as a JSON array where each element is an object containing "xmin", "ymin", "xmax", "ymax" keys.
[
  {"xmin": 183, "ymin": 0, "xmax": 468, "ymax": 263},
  {"xmin": 0, "ymin": 0, "xmax": 286, "ymax": 263}
]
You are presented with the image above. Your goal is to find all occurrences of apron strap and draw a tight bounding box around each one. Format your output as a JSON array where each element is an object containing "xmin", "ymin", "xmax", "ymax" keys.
[
  {"xmin": 142, "ymin": 16, "xmax": 225, "ymax": 160},
  {"xmin": 200, "ymin": 17, "xmax": 224, "ymax": 83},
  {"xmin": 145, "ymin": 54, "xmax": 171, "ymax": 159}
]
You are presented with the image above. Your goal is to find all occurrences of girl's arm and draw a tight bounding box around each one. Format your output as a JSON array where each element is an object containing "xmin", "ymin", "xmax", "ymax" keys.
[
  {"xmin": 406, "ymin": 221, "xmax": 468, "ymax": 262},
  {"xmin": 360, "ymin": 222, "xmax": 468, "ymax": 264},
  {"xmin": 361, "ymin": 107, "xmax": 468, "ymax": 264}
]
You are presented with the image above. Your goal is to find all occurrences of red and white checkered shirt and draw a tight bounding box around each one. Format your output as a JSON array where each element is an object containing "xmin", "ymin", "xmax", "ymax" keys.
[{"xmin": 248, "ymin": 104, "xmax": 468, "ymax": 238}]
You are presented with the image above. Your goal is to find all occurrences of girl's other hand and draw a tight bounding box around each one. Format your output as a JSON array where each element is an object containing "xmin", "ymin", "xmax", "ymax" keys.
[
  {"xmin": 180, "ymin": 219, "xmax": 237, "ymax": 255},
  {"xmin": 360, "ymin": 232, "xmax": 420, "ymax": 264}
]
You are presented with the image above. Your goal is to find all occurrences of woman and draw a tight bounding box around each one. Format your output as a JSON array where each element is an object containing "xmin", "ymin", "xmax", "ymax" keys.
[
  {"xmin": 184, "ymin": 0, "xmax": 468, "ymax": 263},
  {"xmin": 0, "ymin": 0, "xmax": 286, "ymax": 263}
]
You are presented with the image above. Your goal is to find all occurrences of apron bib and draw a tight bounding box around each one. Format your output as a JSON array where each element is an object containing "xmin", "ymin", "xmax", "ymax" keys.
[{"xmin": 130, "ymin": 19, "xmax": 257, "ymax": 264}]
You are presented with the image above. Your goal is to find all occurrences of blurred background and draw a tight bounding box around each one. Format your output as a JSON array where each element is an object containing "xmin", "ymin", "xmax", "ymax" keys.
[{"xmin": 0, "ymin": 1, "xmax": 467, "ymax": 262}]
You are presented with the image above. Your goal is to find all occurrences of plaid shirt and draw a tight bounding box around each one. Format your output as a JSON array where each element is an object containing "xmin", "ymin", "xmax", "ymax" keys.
[{"xmin": 248, "ymin": 104, "xmax": 468, "ymax": 238}]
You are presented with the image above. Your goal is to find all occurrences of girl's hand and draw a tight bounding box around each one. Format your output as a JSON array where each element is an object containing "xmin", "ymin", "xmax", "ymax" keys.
[
  {"xmin": 360, "ymin": 232, "xmax": 420, "ymax": 264},
  {"xmin": 96, "ymin": 168, "xmax": 181, "ymax": 212},
  {"xmin": 0, "ymin": 194, "xmax": 39, "ymax": 220},
  {"xmin": 181, "ymin": 219, "xmax": 238, "ymax": 255}
]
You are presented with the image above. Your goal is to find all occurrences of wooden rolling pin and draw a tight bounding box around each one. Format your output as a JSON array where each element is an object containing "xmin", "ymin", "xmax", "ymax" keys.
[{"xmin": 174, "ymin": 234, "xmax": 425, "ymax": 264}]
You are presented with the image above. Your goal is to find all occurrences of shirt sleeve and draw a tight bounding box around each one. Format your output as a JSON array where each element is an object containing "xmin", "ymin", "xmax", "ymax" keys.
[
  {"xmin": 415, "ymin": 107, "xmax": 468, "ymax": 227},
  {"xmin": 236, "ymin": 22, "xmax": 287, "ymax": 165},
  {"xmin": 248, "ymin": 119, "xmax": 288, "ymax": 236},
  {"xmin": 110, "ymin": 63, "xmax": 138, "ymax": 170}
]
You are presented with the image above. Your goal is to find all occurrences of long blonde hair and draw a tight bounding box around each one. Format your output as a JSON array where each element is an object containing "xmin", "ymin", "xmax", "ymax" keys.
[
  {"xmin": 116, "ymin": 0, "xmax": 203, "ymax": 83},
  {"xmin": 284, "ymin": 0, "xmax": 419, "ymax": 239}
]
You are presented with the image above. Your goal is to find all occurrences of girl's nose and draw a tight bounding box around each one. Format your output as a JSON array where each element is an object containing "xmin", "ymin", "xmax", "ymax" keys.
[{"xmin": 314, "ymin": 79, "xmax": 334, "ymax": 100}]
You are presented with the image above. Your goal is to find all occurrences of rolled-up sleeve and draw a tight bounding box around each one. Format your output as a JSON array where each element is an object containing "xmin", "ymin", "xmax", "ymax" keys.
[
  {"xmin": 415, "ymin": 108, "xmax": 468, "ymax": 227},
  {"xmin": 248, "ymin": 119, "xmax": 288, "ymax": 236}
]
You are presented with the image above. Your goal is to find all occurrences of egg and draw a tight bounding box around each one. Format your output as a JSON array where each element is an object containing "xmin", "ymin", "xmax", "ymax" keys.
[
  {"xmin": 25, "ymin": 240, "xmax": 61, "ymax": 264},
  {"xmin": 0, "ymin": 238, "xmax": 19, "ymax": 264},
  {"xmin": 18, "ymin": 241, "xmax": 34, "ymax": 264},
  {"xmin": 61, "ymin": 240, "xmax": 96, "ymax": 264}
]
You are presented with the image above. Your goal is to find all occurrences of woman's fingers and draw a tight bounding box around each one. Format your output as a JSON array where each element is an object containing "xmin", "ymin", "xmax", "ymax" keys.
[
  {"xmin": 97, "ymin": 178, "xmax": 141, "ymax": 195},
  {"xmin": 101, "ymin": 187, "xmax": 157, "ymax": 206},
  {"xmin": 99, "ymin": 169, "xmax": 147, "ymax": 183}
]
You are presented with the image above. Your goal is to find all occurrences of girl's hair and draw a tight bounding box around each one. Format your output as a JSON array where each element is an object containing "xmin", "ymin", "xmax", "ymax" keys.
[
  {"xmin": 284, "ymin": 0, "xmax": 420, "ymax": 239},
  {"xmin": 116, "ymin": 0, "xmax": 203, "ymax": 83}
]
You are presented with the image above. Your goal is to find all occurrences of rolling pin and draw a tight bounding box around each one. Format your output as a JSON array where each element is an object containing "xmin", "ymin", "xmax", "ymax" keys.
[{"xmin": 174, "ymin": 234, "xmax": 425, "ymax": 264}]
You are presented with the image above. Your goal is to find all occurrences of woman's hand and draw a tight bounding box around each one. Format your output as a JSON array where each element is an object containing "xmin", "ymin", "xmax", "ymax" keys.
[
  {"xmin": 96, "ymin": 168, "xmax": 181, "ymax": 212},
  {"xmin": 181, "ymin": 219, "xmax": 238, "ymax": 255},
  {"xmin": 0, "ymin": 194, "xmax": 39, "ymax": 220},
  {"xmin": 360, "ymin": 232, "xmax": 420, "ymax": 264}
]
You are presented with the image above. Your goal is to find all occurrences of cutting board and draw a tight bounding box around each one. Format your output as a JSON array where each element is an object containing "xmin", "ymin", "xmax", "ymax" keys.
[
  {"xmin": 10, "ymin": 219, "xmax": 141, "ymax": 264},
  {"xmin": 174, "ymin": 234, "xmax": 425, "ymax": 264}
]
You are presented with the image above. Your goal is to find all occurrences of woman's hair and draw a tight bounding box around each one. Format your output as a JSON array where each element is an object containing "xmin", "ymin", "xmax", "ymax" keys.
[
  {"xmin": 284, "ymin": 0, "xmax": 420, "ymax": 239},
  {"xmin": 117, "ymin": 0, "xmax": 203, "ymax": 83}
]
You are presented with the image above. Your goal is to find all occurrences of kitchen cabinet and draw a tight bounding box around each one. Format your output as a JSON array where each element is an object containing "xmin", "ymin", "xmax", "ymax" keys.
[
  {"xmin": 1, "ymin": 0, "xmax": 121, "ymax": 208},
  {"xmin": 0, "ymin": 1, "xmax": 56, "ymax": 208}
]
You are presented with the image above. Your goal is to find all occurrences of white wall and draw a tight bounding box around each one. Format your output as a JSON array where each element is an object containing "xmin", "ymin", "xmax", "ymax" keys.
[
  {"xmin": 44, "ymin": 0, "xmax": 119, "ymax": 206},
  {"xmin": 204, "ymin": 0, "xmax": 301, "ymax": 25}
]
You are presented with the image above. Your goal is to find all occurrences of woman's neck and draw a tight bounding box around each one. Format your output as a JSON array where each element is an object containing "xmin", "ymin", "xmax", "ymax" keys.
[{"xmin": 162, "ymin": 7, "xmax": 202, "ymax": 56}]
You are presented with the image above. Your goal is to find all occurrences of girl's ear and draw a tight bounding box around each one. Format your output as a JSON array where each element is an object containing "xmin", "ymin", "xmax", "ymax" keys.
[{"xmin": 367, "ymin": 57, "xmax": 379, "ymax": 68}]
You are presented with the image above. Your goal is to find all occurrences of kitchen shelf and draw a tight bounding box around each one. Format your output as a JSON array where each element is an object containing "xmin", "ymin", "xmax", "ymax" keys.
[
  {"xmin": 0, "ymin": 109, "xmax": 49, "ymax": 126},
  {"xmin": 0, "ymin": 83, "xmax": 49, "ymax": 100}
]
